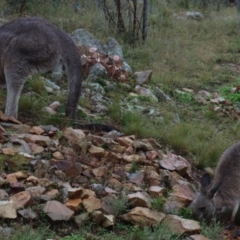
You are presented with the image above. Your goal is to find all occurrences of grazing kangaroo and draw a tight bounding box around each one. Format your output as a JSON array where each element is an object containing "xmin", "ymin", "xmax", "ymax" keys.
[
  {"xmin": 0, "ymin": 17, "xmax": 82, "ymax": 119},
  {"xmin": 191, "ymin": 141, "xmax": 240, "ymax": 237}
]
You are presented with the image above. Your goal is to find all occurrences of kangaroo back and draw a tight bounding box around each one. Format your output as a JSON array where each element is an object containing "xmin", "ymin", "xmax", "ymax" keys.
[
  {"xmin": 191, "ymin": 142, "xmax": 240, "ymax": 222},
  {"xmin": 0, "ymin": 17, "xmax": 82, "ymax": 119}
]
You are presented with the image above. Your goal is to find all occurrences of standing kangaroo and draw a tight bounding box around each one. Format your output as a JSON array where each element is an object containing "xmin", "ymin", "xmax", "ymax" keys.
[
  {"xmin": 0, "ymin": 17, "xmax": 82, "ymax": 119},
  {"xmin": 191, "ymin": 141, "xmax": 240, "ymax": 237}
]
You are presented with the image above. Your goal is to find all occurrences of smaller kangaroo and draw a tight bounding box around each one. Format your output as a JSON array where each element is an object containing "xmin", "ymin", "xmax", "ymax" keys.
[
  {"xmin": 0, "ymin": 17, "xmax": 82, "ymax": 119},
  {"xmin": 191, "ymin": 141, "xmax": 240, "ymax": 237}
]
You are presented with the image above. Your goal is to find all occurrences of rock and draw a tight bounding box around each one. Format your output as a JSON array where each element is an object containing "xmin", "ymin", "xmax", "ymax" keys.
[
  {"xmin": 110, "ymin": 145, "xmax": 126, "ymax": 153},
  {"xmin": 118, "ymin": 137, "xmax": 134, "ymax": 147},
  {"xmin": 0, "ymin": 201, "xmax": 17, "ymax": 218},
  {"xmin": 159, "ymin": 155, "xmax": 191, "ymax": 178},
  {"xmin": 163, "ymin": 215, "xmax": 201, "ymax": 235},
  {"xmin": 0, "ymin": 177, "xmax": 7, "ymax": 186},
  {"xmin": 87, "ymin": 64, "xmax": 108, "ymax": 81},
  {"xmin": 43, "ymin": 200, "xmax": 74, "ymax": 221},
  {"xmin": 92, "ymin": 167, "xmax": 108, "ymax": 178},
  {"xmin": 28, "ymin": 143, "xmax": 44, "ymax": 154},
  {"xmin": 106, "ymin": 37, "xmax": 123, "ymax": 59},
  {"xmin": 134, "ymin": 140, "xmax": 153, "ymax": 151},
  {"xmin": 0, "ymin": 227, "xmax": 14, "ymax": 237},
  {"xmin": 42, "ymin": 107, "xmax": 57, "ymax": 115},
  {"xmin": 81, "ymin": 189, "xmax": 96, "ymax": 199},
  {"xmin": 49, "ymin": 101, "xmax": 60, "ymax": 111},
  {"xmin": 187, "ymin": 235, "xmax": 210, "ymax": 240},
  {"xmin": 26, "ymin": 186, "xmax": 46, "ymax": 199},
  {"xmin": 44, "ymin": 87, "xmax": 54, "ymax": 94},
  {"xmin": 128, "ymin": 172, "xmax": 144, "ymax": 186},
  {"xmin": 71, "ymin": 29, "xmax": 106, "ymax": 54},
  {"xmin": 197, "ymin": 90, "xmax": 211, "ymax": 99},
  {"xmin": 122, "ymin": 61, "xmax": 132, "ymax": 74},
  {"xmin": 6, "ymin": 174, "xmax": 18, "ymax": 184},
  {"xmin": 128, "ymin": 192, "xmax": 151, "ymax": 208},
  {"xmin": 0, "ymin": 190, "xmax": 8, "ymax": 200},
  {"xmin": 154, "ymin": 87, "xmax": 171, "ymax": 101},
  {"xmin": 91, "ymin": 210, "xmax": 105, "ymax": 225},
  {"xmin": 56, "ymin": 161, "xmax": 82, "ymax": 179},
  {"xmin": 108, "ymin": 178, "xmax": 122, "ymax": 190},
  {"xmin": 53, "ymin": 151, "xmax": 64, "ymax": 160},
  {"xmin": 10, "ymin": 191, "xmax": 32, "ymax": 210},
  {"xmin": 74, "ymin": 213, "xmax": 90, "ymax": 227},
  {"xmin": 82, "ymin": 197, "xmax": 101, "ymax": 212},
  {"xmin": 145, "ymin": 170, "xmax": 162, "ymax": 186},
  {"xmin": 135, "ymin": 85, "xmax": 158, "ymax": 102},
  {"xmin": 101, "ymin": 197, "xmax": 118, "ymax": 216},
  {"xmin": 172, "ymin": 184, "xmax": 195, "ymax": 203},
  {"xmin": 44, "ymin": 78, "xmax": 60, "ymax": 90},
  {"xmin": 42, "ymin": 189, "xmax": 60, "ymax": 200},
  {"xmin": 18, "ymin": 208, "xmax": 38, "ymax": 219},
  {"xmin": 146, "ymin": 150, "xmax": 158, "ymax": 160},
  {"xmin": 67, "ymin": 186, "xmax": 83, "ymax": 199},
  {"xmin": 133, "ymin": 70, "xmax": 153, "ymax": 85},
  {"xmin": 23, "ymin": 134, "xmax": 51, "ymax": 147},
  {"xmin": 122, "ymin": 154, "xmax": 141, "ymax": 163},
  {"xmin": 88, "ymin": 145, "xmax": 105, "ymax": 157},
  {"xmin": 84, "ymin": 82, "xmax": 106, "ymax": 94},
  {"xmin": 63, "ymin": 127, "xmax": 86, "ymax": 147},
  {"xmin": 148, "ymin": 186, "xmax": 167, "ymax": 198},
  {"xmin": 186, "ymin": 11, "xmax": 204, "ymax": 21},
  {"xmin": 65, "ymin": 198, "xmax": 82, "ymax": 212},
  {"xmin": 9, "ymin": 136, "xmax": 32, "ymax": 154},
  {"xmin": 6, "ymin": 124, "xmax": 31, "ymax": 134},
  {"xmin": 29, "ymin": 126, "xmax": 44, "ymax": 135},
  {"xmin": 121, "ymin": 207, "xmax": 165, "ymax": 226},
  {"xmin": 102, "ymin": 214, "xmax": 115, "ymax": 228},
  {"xmin": 2, "ymin": 148, "xmax": 17, "ymax": 156}
]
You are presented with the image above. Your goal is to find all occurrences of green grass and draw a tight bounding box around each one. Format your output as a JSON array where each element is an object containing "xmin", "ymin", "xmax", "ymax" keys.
[
  {"xmin": 201, "ymin": 220, "xmax": 223, "ymax": 240},
  {"xmin": 1, "ymin": 2, "xmax": 240, "ymax": 238},
  {"xmin": 151, "ymin": 197, "xmax": 167, "ymax": 212}
]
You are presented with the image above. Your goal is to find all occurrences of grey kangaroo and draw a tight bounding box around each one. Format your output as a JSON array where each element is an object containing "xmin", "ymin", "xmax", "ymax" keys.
[
  {"xmin": 191, "ymin": 141, "xmax": 240, "ymax": 237},
  {"xmin": 0, "ymin": 17, "xmax": 82, "ymax": 119}
]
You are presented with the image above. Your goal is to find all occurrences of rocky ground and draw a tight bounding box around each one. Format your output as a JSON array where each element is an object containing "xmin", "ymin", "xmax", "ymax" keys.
[
  {"xmin": 0, "ymin": 120, "xmax": 208, "ymax": 239},
  {"xmin": 0, "ymin": 121, "xmax": 238, "ymax": 240}
]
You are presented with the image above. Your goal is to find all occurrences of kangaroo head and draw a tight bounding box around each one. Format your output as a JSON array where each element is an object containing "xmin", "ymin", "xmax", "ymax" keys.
[{"xmin": 191, "ymin": 173, "xmax": 219, "ymax": 220}]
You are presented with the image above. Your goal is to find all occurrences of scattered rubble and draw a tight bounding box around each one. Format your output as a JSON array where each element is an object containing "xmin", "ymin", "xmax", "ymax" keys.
[{"xmin": 0, "ymin": 122, "xmax": 212, "ymax": 239}]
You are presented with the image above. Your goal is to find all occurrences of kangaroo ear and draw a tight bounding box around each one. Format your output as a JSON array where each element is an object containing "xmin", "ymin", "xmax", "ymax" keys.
[
  {"xmin": 208, "ymin": 181, "xmax": 221, "ymax": 198},
  {"xmin": 200, "ymin": 173, "xmax": 211, "ymax": 190}
]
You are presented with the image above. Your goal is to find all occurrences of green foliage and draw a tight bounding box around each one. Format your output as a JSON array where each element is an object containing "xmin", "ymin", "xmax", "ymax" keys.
[
  {"xmin": 201, "ymin": 220, "xmax": 223, "ymax": 239},
  {"xmin": 178, "ymin": 207, "xmax": 194, "ymax": 219},
  {"xmin": 151, "ymin": 197, "xmax": 167, "ymax": 212},
  {"xmin": 218, "ymin": 85, "xmax": 240, "ymax": 104},
  {"xmin": 104, "ymin": 194, "xmax": 130, "ymax": 216},
  {"xmin": 25, "ymin": 76, "xmax": 46, "ymax": 95},
  {"xmin": 129, "ymin": 225, "xmax": 180, "ymax": 240},
  {"xmin": 11, "ymin": 226, "xmax": 52, "ymax": 240},
  {"xmin": 0, "ymin": 154, "xmax": 30, "ymax": 173},
  {"xmin": 130, "ymin": 161, "xmax": 140, "ymax": 173},
  {"xmin": 174, "ymin": 90, "xmax": 194, "ymax": 103},
  {"xmin": 18, "ymin": 94, "xmax": 46, "ymax": 119},
  {"xmin": 162, "ymin": 122, "xmax": 232, "ymax": 167},
  {"xmin": 61, "ymin": 234, "xmax": 85, "ymax": 240}
]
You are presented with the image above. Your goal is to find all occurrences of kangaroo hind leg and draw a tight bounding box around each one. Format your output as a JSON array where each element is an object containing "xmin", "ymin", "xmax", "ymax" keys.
[{"xmin": 4, "ymin": 66, "xmax": 29, "ymax": 118}]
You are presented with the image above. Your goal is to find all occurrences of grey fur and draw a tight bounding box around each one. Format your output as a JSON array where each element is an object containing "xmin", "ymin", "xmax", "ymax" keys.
[
  {"xmin": 191, "ymin": 142, "xmax": 240, "ymax": 226},
  {"xmin": 0, "ymin": 17, "xmax": 82, "ymax": 119}
]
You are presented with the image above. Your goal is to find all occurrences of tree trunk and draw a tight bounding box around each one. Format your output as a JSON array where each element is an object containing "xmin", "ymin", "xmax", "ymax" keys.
[
  {"xmin": 115, "ymin": 0, "xmax": 126, "ymax": 34},
  {"xmin": 237, "ymin": 0, "xmax": 240, "ymax": 32},
  {"xmin": 142, "ymin": 0, "xmax": 148, "ymax": 42}
]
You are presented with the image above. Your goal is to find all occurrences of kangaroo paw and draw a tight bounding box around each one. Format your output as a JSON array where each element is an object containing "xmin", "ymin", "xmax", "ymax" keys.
[
  {"xmin": 233, "ymin": 229, "xmax": 240, "ymax": 239},
  {"xmin": 225, "ymin": 222, "xmax": 234, "ymax": 230}
]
